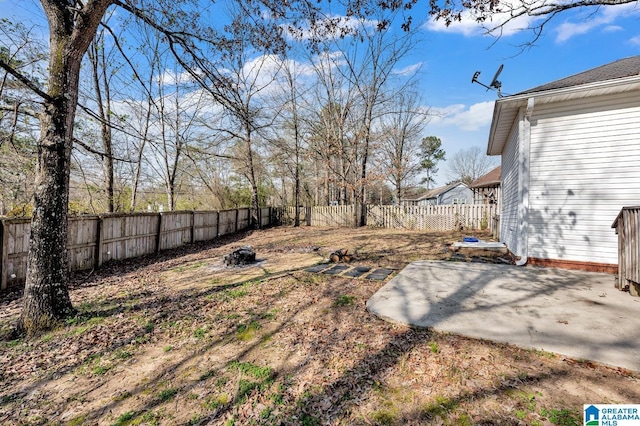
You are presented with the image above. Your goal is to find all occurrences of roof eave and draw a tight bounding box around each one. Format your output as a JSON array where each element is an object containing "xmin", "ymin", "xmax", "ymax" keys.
[
  {"xmin": 487, "ymin": 101, "xmax": 504, "ymax": 155},
  {"xmin": 487, "ymin": 74, "xmax": 640, "ymax": 156}
]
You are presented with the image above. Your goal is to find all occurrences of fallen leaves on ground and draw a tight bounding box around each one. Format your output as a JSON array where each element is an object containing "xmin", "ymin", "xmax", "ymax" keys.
[{"xmin": 0, "ymin": 226, "xmax": 638, "ymax": 425}]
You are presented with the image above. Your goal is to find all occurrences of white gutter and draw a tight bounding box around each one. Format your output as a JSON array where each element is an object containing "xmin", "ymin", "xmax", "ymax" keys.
[{"xmin": 516, "ymin": 97, "xmax": 534, "ymax": 266}]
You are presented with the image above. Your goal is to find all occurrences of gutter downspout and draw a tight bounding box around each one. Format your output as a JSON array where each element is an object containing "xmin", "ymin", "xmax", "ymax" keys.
[{"xmin": 516, "ymin": 97, "xmax": 534, "ymax": 266}]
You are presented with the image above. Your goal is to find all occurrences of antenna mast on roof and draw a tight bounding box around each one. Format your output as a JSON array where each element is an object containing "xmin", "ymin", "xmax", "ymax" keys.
[{"xmin": 471, "ymin": 64, "xmax": 504, "ymax": 97}]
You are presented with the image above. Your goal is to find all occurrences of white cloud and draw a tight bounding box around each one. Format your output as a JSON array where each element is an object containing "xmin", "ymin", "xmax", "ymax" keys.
[
  {"xmin": 238, "ymin": 54, "xmax": 316, "ymax": 95},
  {"xmin": 630, "ymin": 35, "xmax": 640, "ymax": 46},
  {"xmin": 424, "ymin": 1, "xmax": 639, "ymax": 41},
  {"xmin": 429, "ymin": 101, "xmax": 495, "ymax": 131},
  {"xmin": 603, "ymin": 25, "xmax": 623, "ymax": 33},
  {"xmin": 555, "ymin": 3, "xmax": 640, "ymax": 43},
  {"xmin": 158, "ymin": 69, "xmax": 195, "ymax": 86},
  {"xmin": 393, "ymin": 62, "xmax": 423, "ymax": 76}
]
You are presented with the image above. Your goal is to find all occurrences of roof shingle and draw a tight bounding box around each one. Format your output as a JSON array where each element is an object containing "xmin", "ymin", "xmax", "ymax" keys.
[
  {"xmin": 517, "ymin": 55, "xmax": 640, "ymax": 95},
  {"xmin": 470, "ymin": 166, "xmax": 501, "ymax": 188}
]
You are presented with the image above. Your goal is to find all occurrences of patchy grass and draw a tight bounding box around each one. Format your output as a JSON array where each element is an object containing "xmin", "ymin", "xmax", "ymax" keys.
[
  {"xmin": 156, "ymin": 388, "xmax": 179, "ymax": 403},
  {"xmin": 0, "ymin": 227, "xmax": 638, "ymax": 425},
  {"xmin": 227, "ymin": 360, "xmax": 273, "ymax": 380},
  {"xmin": 333, "ymin": 294, "xmax": 356, "ymax": 306},
  {"xmin": 235, "ymin": 320, "xmax": 261, "ymax": 341}
]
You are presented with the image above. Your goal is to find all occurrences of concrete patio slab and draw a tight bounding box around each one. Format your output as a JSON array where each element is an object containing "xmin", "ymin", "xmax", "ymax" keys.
[{"xmin": 366, "ymin": 260, "xmax": 640, "ymax": 372}]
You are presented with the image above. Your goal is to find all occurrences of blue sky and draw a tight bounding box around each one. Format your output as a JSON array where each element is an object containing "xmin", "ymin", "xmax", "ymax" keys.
[
  {"xmin": 2, "ymin": 0, "xmax": 640, "ymax": 186},
  {"xmin": 411, "ymin": 2, "xmax": 640, "ymax": 184}
]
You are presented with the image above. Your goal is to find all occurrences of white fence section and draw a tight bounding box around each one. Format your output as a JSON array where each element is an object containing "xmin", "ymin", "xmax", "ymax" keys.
[{"xmin": 281, "ymin": 204, "xmax": 496, "ymax": 231}]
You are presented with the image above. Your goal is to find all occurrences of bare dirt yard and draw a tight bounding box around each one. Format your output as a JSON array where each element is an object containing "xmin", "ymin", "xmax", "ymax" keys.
[{"xmin": 1, "ymin": 226, "xmax": 638, "ymax": 426}]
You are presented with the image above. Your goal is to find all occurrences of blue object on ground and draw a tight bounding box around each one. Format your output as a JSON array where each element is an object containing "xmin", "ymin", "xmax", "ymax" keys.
[{"xmin": 463, "ymin": 237, "xmax": 479, "ymax": 243}]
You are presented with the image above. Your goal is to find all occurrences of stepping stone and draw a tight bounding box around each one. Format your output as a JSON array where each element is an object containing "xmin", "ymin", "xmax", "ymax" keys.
[
  {"xmin": 343, "ymin": 266, "xmax": 371, "ymax": 278},
  {"xmin": 305, "ymin": 264, "xmax": 331, "ymax": 273},
  {"xmin": 322, "ymin": 265, "xmax": 350, "ymax": 275},
  {"xmin": 365, "ymin": 268, "xmax": 394, "ymax": 281}
]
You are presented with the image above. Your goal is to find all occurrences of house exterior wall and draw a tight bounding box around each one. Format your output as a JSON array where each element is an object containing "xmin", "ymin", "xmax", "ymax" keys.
[
  {"xmin": 527, "ymin": 90, "xmax": 640, "ymax": 265},
  {"xmin": 416, "ymin": 198, "xmax": 435, "ymax": 206},
  {"xmin": 500, "ymin": 118, "xmax": 521, "ymax": 255},
  {"xmin": 439, "ymin": 186, "xmax": 473, "ymax": 205}
]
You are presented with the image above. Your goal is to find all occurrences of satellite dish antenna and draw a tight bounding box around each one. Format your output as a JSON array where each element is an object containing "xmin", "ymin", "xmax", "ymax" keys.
[{"xmin": 471, "ymin": 64, "xmax": 504, "ymax": 97}]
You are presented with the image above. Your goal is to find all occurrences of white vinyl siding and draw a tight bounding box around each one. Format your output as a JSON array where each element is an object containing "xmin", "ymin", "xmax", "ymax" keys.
[
  {"xmin": 527, "ymin": 90, "xmax": 640, "ymax": 264},
  {"xmin": 500, "ymin": 118, "xmax": 520, "ymax": 255}
]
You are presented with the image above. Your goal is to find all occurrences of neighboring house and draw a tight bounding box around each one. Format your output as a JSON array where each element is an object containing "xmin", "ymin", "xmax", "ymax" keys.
[
  {"xmin": 470, "ymin": 166, "xmax": 501, "ymax": 207},
  {"xmin": 487, "ymin": 56, "xmax": 640, "ymax": 272},
  {"xmin": 402, "ymin": 182, "xmax": 473, "ymax": 206}
]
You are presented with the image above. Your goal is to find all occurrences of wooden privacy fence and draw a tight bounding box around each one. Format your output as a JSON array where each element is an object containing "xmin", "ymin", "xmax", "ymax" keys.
[
  {"xmin": 281, "ymin": 204, "xmax": 496, "ymax": 231},
  {"xmin": 612, "ymin": 206, "xmax": 640, "ymax": 296},
  {"xmin": 0, "ymin": 207, "xmax": 272, "ymax": 290}
]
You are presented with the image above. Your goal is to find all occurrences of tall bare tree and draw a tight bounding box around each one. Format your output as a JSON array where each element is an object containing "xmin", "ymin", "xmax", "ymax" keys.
[
  {"xmin": 337, "ymin": 14, "xmax": 417, "ymax": 225},
  {"xmin": 377, "ymin": 90, "xmax": 429, "ymax": 203},
  {"xmin": 269, "ymin": 57, "xmax": 310, "ymax": 226},
  {"xmin": 7, "ymin": 0, "xmax": 113, "ymax": 334},
  {"xmin": 447, "ymin": 146, "xmax": 498, "ymax": 185}
]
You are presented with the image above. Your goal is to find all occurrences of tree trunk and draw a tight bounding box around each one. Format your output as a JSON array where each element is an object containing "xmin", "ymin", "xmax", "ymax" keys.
[
  {"xmin": 18, "ymin": 0, "xmax": 112, "ymax": 335},
  {"xmin": 244, "ymin": 125, "xmax": 260, "ymax": 228},
  {"xmin": 293, "ymin": 150, "xmax": 300, "ymax": 227},
  {"xmin": 90, "ymin": 39, "xmax": 115, "ymax": 212}
]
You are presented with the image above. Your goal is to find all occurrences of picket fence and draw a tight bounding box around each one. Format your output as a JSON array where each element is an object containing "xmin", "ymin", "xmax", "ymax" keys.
[
  {"xmin": 281, "ymin": 204, "xmax": 497, "ymax": 231},
  {"xmin": 0, "ymin": 207, "xmax": 272, "ymax": 289}
]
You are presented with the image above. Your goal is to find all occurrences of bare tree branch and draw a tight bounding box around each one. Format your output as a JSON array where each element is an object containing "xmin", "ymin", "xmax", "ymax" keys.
[
  {"xmin": 73, "ymin": 137, "xmax": 136, "ymax": 163},
  {"xmin": 0, "ymin": 59, "xmax": 51, "ymax": 101}
]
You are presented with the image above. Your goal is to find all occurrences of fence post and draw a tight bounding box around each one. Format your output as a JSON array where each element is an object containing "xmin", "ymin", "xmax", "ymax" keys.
[
  {"xmin": 95, "ymin": 215, "xmax": 104, "ymax": 269},
  {"xmin": 191, "ymin": 211, "xmax": 196, "ymax": 244},
  {"xmin": 216, "ymin": 211, "xmax": 221, "ymax": 237},
  {"xmin": 155, "ymin": 213, "xmax": 163, "ymax": 253},
  {"xmin": 306, "ymin": 207, "xmax": 311, "ymax": 226},
  {"xmin": 0, "ymin": 219, "xmax": 7, "ymax": 290},
  {"xmin": 235, "ymin": 209, "xmax": 240, "ymax": 232}
]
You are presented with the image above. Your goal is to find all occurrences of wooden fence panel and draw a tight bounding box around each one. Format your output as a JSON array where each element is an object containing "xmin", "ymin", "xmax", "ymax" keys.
[
  {"xmin": 125, "ymin": 214, "xmax": 158, "ymax": 259},
  {"xmin": 311, "ymin": 205, "xmax": 356, "ymax": 227},
  {"xmin": 280, "ymin": 206, "xmax": 308, "ymax": 225},
  {"xmin": 3, "ymin": 219, "xmax": 30, "ymax": 288},
  {"xmin": 366, "ymin": 205, "xmax": 453, "ymax": 230},
  {"xmin": 102, "ymin": 215, "xmax": 123, "ymax": 263},
  {"xmin": 218, "ymin": 210, "xmax": 238, "ymax": 236},
  {"xmin": 67, "ymin": 216, "xmax": 99, "ymax": 271},
  {"xmin": 366, "ymin": 205, "xmax": 495, "ymax": 231},
  {"xmin": 1, "ymin": 208, "xmax": 269, "ymax": 289},
  {"xmin": 260, "ymin": 207, "xmax": 271, "ymax": 227},
  {"xmin": 276, "ymin": 204, "xmax": 496, "ymax": 231},
  {"xmin": 614, "ymin": 207, "xmax": 640, "ymax": 294},
  {"xmin": 194, "ymin": 211, "xmax": 218, "ymax": 242},
  {"xmin": 160, "ymin": 212, "xmax": 193, "ymax": 251},
  {"xmin": 100, "ymin": 214, "xmax": 159, "ymax": 264},
  {"xmin": 238, "ymin": 208, "xmax": 250, "ymax": 231},
  {"xmin": 626, "ymin": 209, "xmax": 640, "ymax": 285}
]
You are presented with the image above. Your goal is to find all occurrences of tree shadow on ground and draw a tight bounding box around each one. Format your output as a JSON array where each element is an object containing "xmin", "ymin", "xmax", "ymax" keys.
[{"xmin": 1, "ymin": 227, "xmax": 635, "ymax": 425}]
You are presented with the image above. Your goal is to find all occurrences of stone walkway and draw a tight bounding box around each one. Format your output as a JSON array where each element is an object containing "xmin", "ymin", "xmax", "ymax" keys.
[{"xmin": 305, "ymin": 264, "xmax": 395, "ymax": 281}]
